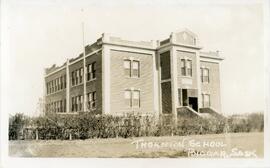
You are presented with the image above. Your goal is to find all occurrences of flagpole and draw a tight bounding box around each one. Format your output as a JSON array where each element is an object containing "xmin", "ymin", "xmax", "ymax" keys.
[{"xmin": 82, "ymin": 22, "xmax": 87, "ymax": 112}]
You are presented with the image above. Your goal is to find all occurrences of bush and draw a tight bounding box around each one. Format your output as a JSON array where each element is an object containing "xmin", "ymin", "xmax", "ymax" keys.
[
  {"xmin": 9, "ymin": 112, "xmax": 264, "ymax": 140},
  {"xmin": 226, "ymin": 113, "xmax": 264, "ymax": 133}
]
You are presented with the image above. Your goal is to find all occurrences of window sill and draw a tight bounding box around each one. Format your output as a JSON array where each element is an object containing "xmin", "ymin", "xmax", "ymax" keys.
[
  {"xmin": 125, "ymin": 77, "xmax": 140, "ymax": 79},
  {"xmin": 86, "ymin": 108, "xmax": 96, "ymax": 111},
  {"xmin": 181, "ymin": 76, "xmax": 192, "ymax": 79},
  {"xmin": 70, "ymin": 79, "xmax": 97, "ymax": 88},
  {"xmin": 87, "ymin": 78, "xmax": 97, "ymax": 82},
  {"xmin": 125, "ymin": 107, "xmax": 141, "ymax": 109},
  {"xmin": 71, "ymin": 83, "xmax": 84, "ymax": 88},
  {"xmin": 47, "ymin": 89, "xmax": 66, "ymax": 96}
]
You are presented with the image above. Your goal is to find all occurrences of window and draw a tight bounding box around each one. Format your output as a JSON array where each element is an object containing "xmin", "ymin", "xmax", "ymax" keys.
[
  {"xmin": 124, "ymin": 90, "xmax": 132, "ymax": 107},
  {"xmin": 60, "ymin": 77, "xmax": 63, "ymax": 90},
  {"xmin": 124, "ymin": 89, "xmax": 141, "ymax": 108},
  {"xmin": 59, "ymin": 78, "xmax": 61, "ymax": 90},
  {"xmin": 71, "ymin": 95, "xmax": 83, "ymax": 112},
  {"xmin": 59, "ymin": 101, "xmax": 61, "ymax": 112},
  {"xmin": 49, "ymin": 81, "xmax": 52, "ymax": 94},
  {"xmin": 60, "ymin": 100, "xmax": 63, "ymax": 112},
  {"xmin": 71, "ymin": 97, "xmax": 75, "ymax": 112},
  {"xmin": 75, "ymin": 96, "xmax": 78, "ymax": 111},
  {"xmin": 132, "ymin": 61, "xmax": 140, "ymax": 77},
  {"xmin": 201, "ymin": 68, "xmax": 210, "ymax": 83},
  {"xmin": 54, "ymin": 80, "xmax": 57, "ymax": 92},
  {"xmin": 178, "ymin": 89, "xmax": 182, "ymax": 106},
  {"xmin": 202, "ymin": 94, "xmax": 210, "ymax": 107},
  {"xmin": 187, "ymin": 60, "xmax": 192, "ymax": 76},
  {"xmin": 87, "ymin": 62, "xmax": 96, "ymax": 81},
  {"xmin": 72, "ymin": 72, "xmax": 75, "ymax": 86},
  {"xmin": 54, "ymin": 78, "xmax": 58, "ymax": 92},
  {"xmin": 80, "ymin": 68, "xmax": 83, "ymax": 83},
  {"xmin": 57, "ymin": 78, "xmax": 60, "ymax": 91},
  {"xmin": 81, "ymin": 95, "xmax": 84, "ymax": 111},
  {"xmin": 181, "ymin": 59, "xmax": 186, "ymax": 76},
  {"xmin": 87, "ymin": 91, "xmax": 96, "ymax": 110},
  {"xmin": 55, "ymin": 101, "xmax": 58, "ymax": 112},
  {"xmin": 77, "ymin": 96, "xmax": 81, "ymax": 111},
  {"xmin": 124, "ymin": 60, "xmax": 131, "ymax": 77},
  {"xmin": 47, "ymin": 82, "xmax": 50, "ymax": 94},
  {"xmin": 124, "ymin": 59, "xmax": 140, "ymax": 78},
  {"xmin": 63, "ymin": 99, "xmax": 66, "ymax": 112},
  {"xmin": 181, "ymin": 59, "xmax": 192, "ymax": 77},
  {"xmin": 50, "ymin": 81, "xmax": 52, "ymax": 93},
  {"xmin": 76, "ymin": 70, "xmax": 79, "ymax": 84},
  {"xmin": 72, "ymin": 68, "xmax": 85, "ymax": 86},
  {"xmin": 77, "ymin": 96, "xmax": 80, "ymax": 111},
  {"xmin": 57, "ymin": 101, "xmax": 60, "ymax": 112},
  {"xmin": 56, "ymin": 78, "xmax": 59, "ymax": 91},
  {"xmin": 51, "ymin": 81, "xmax": 53, "ymax": 93},
  {"xmin": 54, "ymin": 102, "xmax": 57, "ymax": 112},
  {"xmin": 55, "ymin": 101, "xmax": 57, "ymax": 112},
  {"xmin": 133, "ymin": 90, "xmax": 140, "ymax": 107},
  {"xmin": 92, "ymin": 62, "xmax": 96, "ymax": 79},
  {"xmin": 55, "ymin": 80, "xmax": 57, "ymax": 91},
  {"xmin": 203, "ymin": 68, "xmax": 209, "ymax": 83},
  {"xmin": 92, "ymin": 92, "xmax": 96, "ymax": 109},
  {"xmin": 52, "ymin": 80, "xmax": 55, "ymax": 93},
  {"xmin": 63, "ymin": 75, "xmax": 66, "ymax": 88},
  {"xmin": 46, "ymin": 83, "xmax": 49, "ymax": 94},
  {"xmin": 87, "ymin": 64, "xmax": 92, "ymax": 80}
]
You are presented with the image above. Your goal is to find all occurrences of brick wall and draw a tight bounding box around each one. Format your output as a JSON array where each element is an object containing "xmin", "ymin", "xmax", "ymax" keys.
[
  {"xmin": 86, "ymin": 52, "xmax": 102, "ymax": 114},
  {"xmin": 160, "ymin": 51, "xmax": 171, "ymax": 80},
  {"xmin": 176, "ymin": 51, "xmax": 198, "ymax": 89},
  {"xmin": 69, "ymin": 60, "xmax": 84, "ymax": 112},
  {"xmin": 45, "ymin": 50, "xmax": 102, "ymax": 114},
  {"xmin": 45, "ymin": 68, "xmax": 66, "ymax": 114},
  {"xmin": 161, "ymin": 82, "xmax": 172, "ymax": 114},
  {"xmin": 68, "ymin": 52, "xmax": 102, "ymax": 114},
  {"xmin": 200, "ymin": 61, "xmax": 221, "ymax": 112},
  {"xmin": 110, "ymin": 49, "xmax": 154, "ymax": 114}
]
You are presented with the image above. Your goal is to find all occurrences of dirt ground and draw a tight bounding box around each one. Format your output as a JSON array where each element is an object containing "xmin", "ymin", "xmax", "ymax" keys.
[{"xmin": 9, "ymin": 132, "xmax": 263, "ymax": 158}]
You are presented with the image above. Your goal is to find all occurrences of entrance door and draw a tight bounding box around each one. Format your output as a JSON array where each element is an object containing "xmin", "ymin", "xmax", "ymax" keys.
[
  {"xmin": 182, "ymin": 89, "xmax": 188, "ymax": 106},
  {"xmin": 181, "ymin": 89, "xmax": 198, "ymax": 111},
  {"xmin": 188, "ymin": 97, "xmax": 198, "ymax": 111}
]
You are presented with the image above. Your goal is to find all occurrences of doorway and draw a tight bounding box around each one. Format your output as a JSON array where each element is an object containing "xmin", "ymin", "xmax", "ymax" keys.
[
  {"xmin": 188, "ymin": 97, "xmax": 198, "ymax": 111},
  {"xmin": 181, "ymin": 89, "xmax": 198, "ymax": 112},
  {"xmin": 182, "ymin": 89, "xmax": 188, "ymax": 106}
]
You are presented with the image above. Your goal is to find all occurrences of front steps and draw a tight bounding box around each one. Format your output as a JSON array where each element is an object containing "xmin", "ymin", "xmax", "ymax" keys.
[{"xmin": 176, "ymin": 106, "xmax": 225, "ymax": 119}]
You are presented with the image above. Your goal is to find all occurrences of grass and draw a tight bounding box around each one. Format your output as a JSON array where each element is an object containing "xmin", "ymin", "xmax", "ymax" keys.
[{"xmin": 9, "ymin": 132, "xmax": 263, "ymax": 158}]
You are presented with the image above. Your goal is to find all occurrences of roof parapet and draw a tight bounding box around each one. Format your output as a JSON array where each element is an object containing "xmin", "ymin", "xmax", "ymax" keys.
[
  {"xmin": 200, "ymin": 50, "xmax": 224, "ymax": 61},
  {"xmin": 45, "ymin": 63, "xmax": 66, "ymax": 75},
  {"xmin": 102, "ymin": 33, "xmax": 156, "ymax": 50},
  {"xmin": 200, "ymin": 51, "xmax": 220, "ymax": 57}
]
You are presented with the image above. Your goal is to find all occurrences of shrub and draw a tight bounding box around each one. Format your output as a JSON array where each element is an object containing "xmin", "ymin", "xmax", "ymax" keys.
[
  {"xmin": 226, "ymin": 113, "xmax": 264, "ymax": 133},
  {"xmin": 9, "ymin": 112, "xmax": 264, "ymax": 140}
]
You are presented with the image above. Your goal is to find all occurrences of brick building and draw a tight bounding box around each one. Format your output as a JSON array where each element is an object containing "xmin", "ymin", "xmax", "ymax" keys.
[{"xmin": 44, "ymin": 29, "xmax": 224, "ymax": 117}]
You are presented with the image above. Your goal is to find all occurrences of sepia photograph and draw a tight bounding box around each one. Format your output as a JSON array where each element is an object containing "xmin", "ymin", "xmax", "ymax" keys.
[{"xmin": 1, "ymin": 0, "xmax": 269, "ymax": 167}]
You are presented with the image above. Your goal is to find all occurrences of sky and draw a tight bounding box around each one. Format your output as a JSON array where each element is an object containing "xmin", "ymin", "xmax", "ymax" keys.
[{"xmin": 3, "ymin": 0, "xmax": 265, "ymax": 116}]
